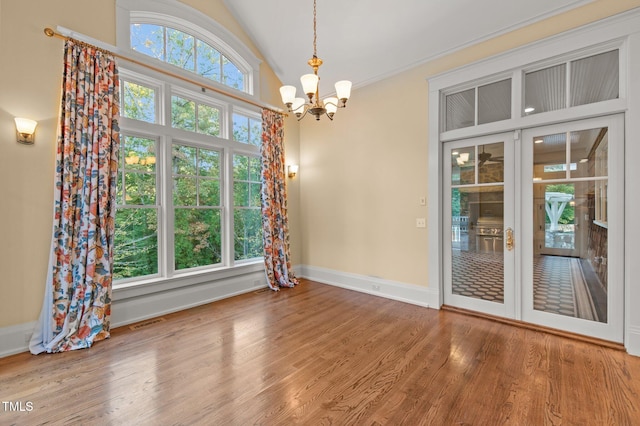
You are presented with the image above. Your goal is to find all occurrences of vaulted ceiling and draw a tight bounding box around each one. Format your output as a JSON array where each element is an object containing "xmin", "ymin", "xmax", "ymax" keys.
[{"xmin": 224, "ymin": 0, "xmax": 594, "ymax": 93}]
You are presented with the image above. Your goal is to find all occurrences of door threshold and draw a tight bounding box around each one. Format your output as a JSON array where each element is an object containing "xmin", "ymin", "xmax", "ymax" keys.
[{"xmin": 441, "ymin": 305, "xmax": 625, "ymax": 351}]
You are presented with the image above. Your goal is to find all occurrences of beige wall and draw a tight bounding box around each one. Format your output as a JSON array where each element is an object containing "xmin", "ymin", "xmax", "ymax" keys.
[
  {"xmin": 0, "ymin": 0, "xmax": 297, "ymax": 328},
  {"xmin": 299, "ymin": 0, "xmax": 640, "ymax": 287}
]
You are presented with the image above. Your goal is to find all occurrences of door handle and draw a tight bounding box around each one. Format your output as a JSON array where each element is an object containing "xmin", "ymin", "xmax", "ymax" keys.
[{"xmin": 506, "ymin": 227, "xmax": 514, "ymax": 251}]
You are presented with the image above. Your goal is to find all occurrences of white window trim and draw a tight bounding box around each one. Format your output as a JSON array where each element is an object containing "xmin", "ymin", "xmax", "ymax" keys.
[{"xmin": 427, "ymin": 8, "xmax": 640, "ymax": 355}]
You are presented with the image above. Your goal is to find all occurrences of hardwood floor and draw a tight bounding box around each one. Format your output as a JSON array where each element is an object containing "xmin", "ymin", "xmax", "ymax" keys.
[{"xmin": 2, "ymin": 279, "xmax": 640, "ymax": 425}]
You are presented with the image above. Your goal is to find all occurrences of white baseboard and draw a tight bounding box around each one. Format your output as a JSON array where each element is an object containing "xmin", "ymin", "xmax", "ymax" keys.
[
  {"xmin": 0, "ymin": 321, "xmax": 37, "ymax": 358},
  {"xmin": 295, "ymin": 264, "xmax": 439, "ymax": 309},
  {"xmin": 626, "ymin": 325, "xmax": 640, "ymax": 357},
  {"xmin": 0, "ymin": 271, "xmax": 268, "ymax": 358}
]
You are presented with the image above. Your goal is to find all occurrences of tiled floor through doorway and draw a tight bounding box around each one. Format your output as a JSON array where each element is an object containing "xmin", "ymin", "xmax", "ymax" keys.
[{"xmin": 451, "ymin": 251, "xmax": 600, "ymax": 320}]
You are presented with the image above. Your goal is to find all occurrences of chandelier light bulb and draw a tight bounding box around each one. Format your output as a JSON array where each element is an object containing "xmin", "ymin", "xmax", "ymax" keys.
[
  {"xmin": 280, "ymin": 85, "xmax": 297, "ymax": 106},
  {"xmin": 335, "ymin": 80, "xmax": 352, "ymax": 104},
  {"xmin": 300, "ymin": 74, "xmax": 319, "ymax": 99}
]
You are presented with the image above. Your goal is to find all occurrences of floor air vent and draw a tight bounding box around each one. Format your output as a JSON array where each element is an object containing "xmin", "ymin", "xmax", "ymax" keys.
[{"xmin": 129, "ymin": 317, "xmax": 166, "ymax": 330}]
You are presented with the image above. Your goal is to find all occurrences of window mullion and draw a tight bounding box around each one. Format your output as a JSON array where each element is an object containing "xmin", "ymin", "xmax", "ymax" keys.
[
  {"xmin": 163, "ymin": 135, "xmax": 175, "ymax": 278},
  {"xmin": 223, "ymin": 147, "xmax": 234, "ymax": 267}
]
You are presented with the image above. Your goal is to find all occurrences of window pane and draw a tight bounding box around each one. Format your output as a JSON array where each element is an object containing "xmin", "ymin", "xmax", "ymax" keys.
[
  {"xmin": 234, "ymin": 208, "xmax": 263, "ymax": 260},
  {"xmin": 174, "ymin": 208, "xmax": 222, "ymax": 269},
  {"xmin": 478, "ymin": 79, "xmax": 511, "ymax": 125},
  {"xmin": 196, "ymin": 40, "xmax": 221, "ymax": 82},
  {"xmin": 250, "ymin": 183, "xmax": 261, "ymax": 207},
  {"xmin": 233, "ymin": 113, "xmax": 249, "ymax": 142},
  {"xmin": 199, "ymin": 179, "xmax": 220, "ymax": 206},
  {"xmin": 129, "ymin": 24, "xmax": 250, "ymax": 94},
  {"xmin": 233, "ymin": 155, "xmax": 248, "ymax": 180},
  {"xmin": 524, "ymin": 64, "xmax": 566, "ymax": 115},
  {"xmin": 570, "ymin": 50, "xmax": 619, "ymax": 107},
  {"xmin": 173, "ymin": 177, "xmax": 196, "ymax": 206},
  {"xmin": 166, "ymin": 28, "xmax": 195, "ymax": 72},
  {"xmin": 130, "ymin": 24, "xmax": 164, "ymax": 61},
  {"xmin": 249, "ymin": 118, "xmax": 262, "ymax": 146},
  {"xmin": 122, "ymin": 81, "xmax": 156, "ymax": 123},
  {"xmin": 172, "ymin": 96, "xmax": 196, "ymax": 132},
  {"xmin": 223, "ymin": 56, "xmax": 244, "ymax": 90},
  {"xmin": 123, "ymin": 136, "xmax": 156, "ymax": 173},
  {"xmin": 249, "ymin": 157, "xmax": 261, "ymax": 181},
  {"xmin": 451, "ymin": 146, "xmax": 475, "ymax": 185},
  {"xmin": 234, "ymin": 182, "xmax": 249, "ymax": 206},
  {"xmin": 114, "ymin": 208, "xmax": 158, "ymax": 279},
  {"xmin": 197, "ymin": 104, "xmax": 220, "ymax": 137},
  {"xmin": 446, "ymin": 88, "xmax": 475, "ymax": 131},
  {"xmin": 125, "ymin": 173, "xmax": 156, "ymax": 205},
  {"xmin": 172, "ymin": 145, "xmax": 197, "ymax": 175},
  {"xmin": 198, "ymin": 149, "xmax": 220, "ymax": 177},
  {"xmin": 571, "ymin": 127, "xmax": 608, "ymax": 179}
]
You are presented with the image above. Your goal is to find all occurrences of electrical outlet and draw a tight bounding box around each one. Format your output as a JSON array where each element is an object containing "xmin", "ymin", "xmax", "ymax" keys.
[
  {"xmin": 419, "ymin": 196, "xmax": 427, "ymax": 206},
  {"xmin": 416, "ymin": 218, "xmax": 426, "ymax": 228}
]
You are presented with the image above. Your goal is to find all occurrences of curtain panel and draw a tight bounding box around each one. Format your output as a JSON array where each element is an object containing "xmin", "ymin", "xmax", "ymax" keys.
[
  {"xmin": 260, "ymin": 110, "xmax": 298, "ymax": 291},
  {"xmin": 30, "ymin": 40, "xmax": 120, "ymax": 354}
]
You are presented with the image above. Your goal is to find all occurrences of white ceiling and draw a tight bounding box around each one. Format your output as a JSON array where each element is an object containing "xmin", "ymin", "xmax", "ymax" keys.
[{"xmin": 224, "ymin": 0, "xmax": 593, "ymax": 95}]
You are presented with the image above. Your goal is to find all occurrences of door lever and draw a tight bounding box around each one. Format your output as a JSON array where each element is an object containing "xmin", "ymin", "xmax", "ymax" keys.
[{"xmin": 506, "ymin": 227, "xmax": 514, "ymax": 251}]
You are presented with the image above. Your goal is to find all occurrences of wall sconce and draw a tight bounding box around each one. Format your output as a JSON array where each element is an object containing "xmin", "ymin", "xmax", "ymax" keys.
[
  {"xmin": 15, "ymin": 118, "xmax": 38, "ymax": 145},
  {"xmin": 287, "ymin": 164, "xmax": 299, "ymax": 178}
]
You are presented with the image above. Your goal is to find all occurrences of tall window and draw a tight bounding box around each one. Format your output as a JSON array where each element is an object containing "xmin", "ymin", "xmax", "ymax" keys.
[{"xmin": 115, "ymin": 4, "xmax": 263, "ymax": 286}]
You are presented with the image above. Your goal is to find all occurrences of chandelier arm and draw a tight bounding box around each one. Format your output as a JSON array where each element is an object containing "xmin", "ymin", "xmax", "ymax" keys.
[{"xmin": 296, "ymin": 106, "xmax": 310, "ymax": 121}]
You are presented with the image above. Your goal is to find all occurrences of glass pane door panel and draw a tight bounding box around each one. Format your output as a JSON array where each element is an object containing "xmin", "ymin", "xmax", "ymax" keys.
[
  {"xmin": 571, "ymin": 128, "xmax": 608, "ymax": 178},
  {"xmin": 452, "ymin": 185, "xmax": 504, "ymax": 303},
  {"xmin": 478, "ymin": 142, "xmax": 504, "ymax": 183},
  {"xmin": 533, "ymin": 179, "xmax": 607, "ymax": 323},
  {"xmin": 533, "ymin": 133, "xmax": 567, "ymax": 180},
  {"xmin": 451, "ymin": 146, "xmax": 475, "ymax": 185}
]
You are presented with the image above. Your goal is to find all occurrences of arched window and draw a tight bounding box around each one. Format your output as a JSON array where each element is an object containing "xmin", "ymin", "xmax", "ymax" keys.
[{"xmin": 116, "ymin": 0, "xmax": 260, "ymax": 95}]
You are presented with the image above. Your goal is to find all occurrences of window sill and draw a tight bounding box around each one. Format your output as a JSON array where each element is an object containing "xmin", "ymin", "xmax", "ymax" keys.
[{"xmin": 113, "ymin": 260, "xmax": 265, "ymax": 301}]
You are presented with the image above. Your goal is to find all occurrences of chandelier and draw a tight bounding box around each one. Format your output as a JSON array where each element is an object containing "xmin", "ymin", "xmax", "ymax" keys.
[{"xmin": 279, "ymin": 0, "xmax": 352, "ymax": 121}]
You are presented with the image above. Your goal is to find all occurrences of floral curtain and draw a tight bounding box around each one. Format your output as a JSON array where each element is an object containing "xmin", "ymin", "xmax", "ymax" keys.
[
  {"xmin": 30, "ymin": 39, "xmax": 120, "ymax": 354},
  {"xmin": 260, "ymin": 109, "xmax": 298, "ymax": 291}
]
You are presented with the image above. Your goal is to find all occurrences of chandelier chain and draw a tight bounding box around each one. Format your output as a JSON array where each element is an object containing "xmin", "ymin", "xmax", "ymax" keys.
[{"xmin": 313, "ymin": 0, "xmax": 317, "ymax": 57}]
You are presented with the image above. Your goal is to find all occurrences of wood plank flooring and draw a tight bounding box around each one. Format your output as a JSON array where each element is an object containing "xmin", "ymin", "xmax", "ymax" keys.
[{"xmin": 2, "ymin": 279, "xmax": 640, "ymax": 425}]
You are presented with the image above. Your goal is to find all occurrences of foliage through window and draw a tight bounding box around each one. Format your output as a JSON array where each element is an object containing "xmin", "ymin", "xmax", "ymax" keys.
[
  {"xmin": 121, "ymin": 80, "xmax": 156, "ymax": 123},
  {"xmin": 233, "ymin": 113, "xmax": 262, "ymax": 146},
  {"xmin": 171, "ymin": 95, "xmax": 221, "ymax": 137},
  {"xmin": 130, "ymin": 23, "xmax": 246, "ymax": 92},
  {"xmin": 114, "ymin": 136, "xmax": 159, "ymax": 280},
  {"xmin": 233, "ymin": 155, "xmax": 263, "ymax": 260},
  {"xmin": 173, "ymin": 145, "xmax": 223, "ymax": 270}
]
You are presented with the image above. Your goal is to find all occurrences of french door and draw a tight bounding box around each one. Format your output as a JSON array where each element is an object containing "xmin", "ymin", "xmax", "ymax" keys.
[{"xmin": 444, "ymin": 115, "xmax": 624, "ymax": 342}]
